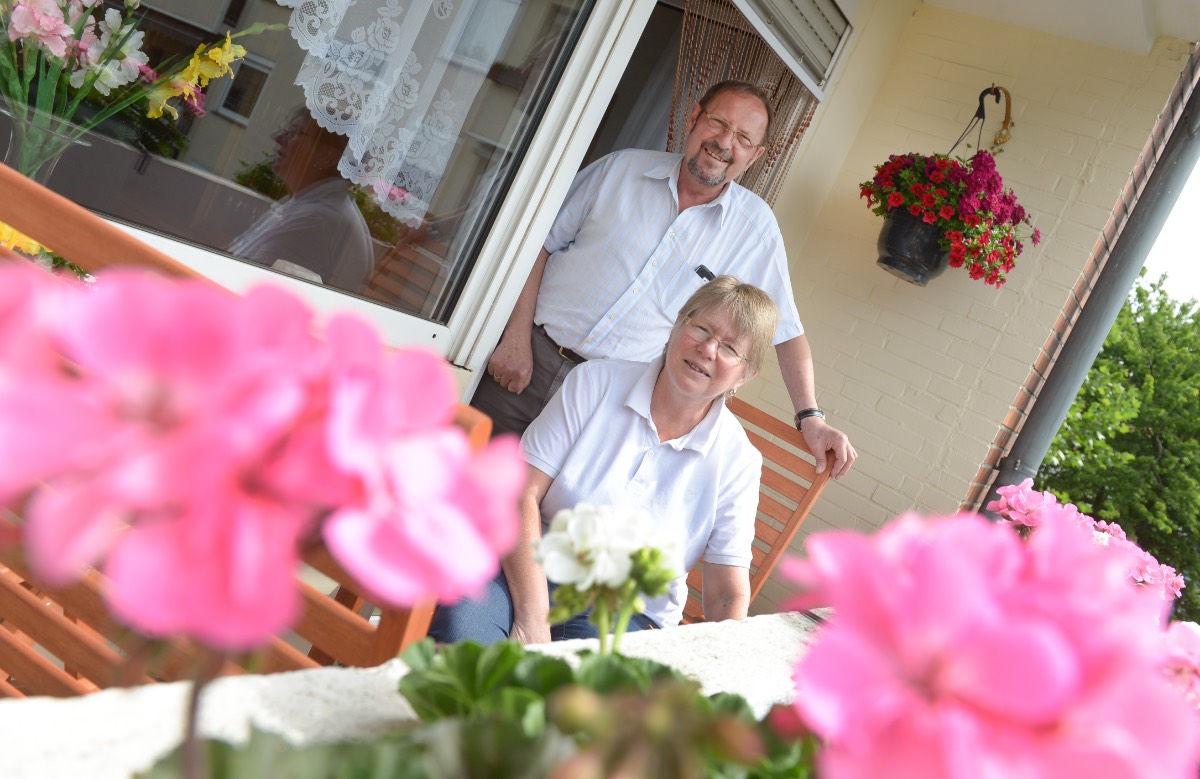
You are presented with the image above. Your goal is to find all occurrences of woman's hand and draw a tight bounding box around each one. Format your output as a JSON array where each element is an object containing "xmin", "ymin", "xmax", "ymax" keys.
[{"xmin": 510, "ymin": 615, "xmax": 552, "ymax": 645}]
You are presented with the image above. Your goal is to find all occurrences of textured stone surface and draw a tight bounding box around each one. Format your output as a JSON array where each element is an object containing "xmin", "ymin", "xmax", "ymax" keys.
[{"xmin": 0, "ymin": 613, "xmax": 818, "ymax": 779}]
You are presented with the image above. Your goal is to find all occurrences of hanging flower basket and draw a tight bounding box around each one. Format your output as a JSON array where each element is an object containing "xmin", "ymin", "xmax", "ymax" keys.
[
  {"xmin": 860, "ymin": 150, "xmax": 1041, "ymax": 289},
  {"xmin": 875, "ymin": 207, "xmax": 949, "ymax": 287}
]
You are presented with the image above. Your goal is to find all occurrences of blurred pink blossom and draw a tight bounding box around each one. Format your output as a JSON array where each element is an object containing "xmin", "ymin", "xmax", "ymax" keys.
[
  {"xmin": 985, "ymin": 477, "xmax": 1055, "ymax": 527},
  {"xmin": 64, "ymin": 0, "xmax": 98, "ymax": 56},
  {"xmin": 1164, "ymin": 621, "xmax": 1200, "ymax": 708},
  {"xmin": 7, "ymin": 0, "xmax": 73, "ymax": 58},
  {"xmin": 783, "ymin": 513, "xmax": 1199, "ymax": 779},
  {"xmin": 989, "ymin": 478, "xmax": 1185, "ymax": 603},
  {"xmin": 0, "ymin": 269, "xmax": 523, "ymax": 651},
  {"xmin": 319, "ymin": 316, "xmax": 525, "ymax": 605}
]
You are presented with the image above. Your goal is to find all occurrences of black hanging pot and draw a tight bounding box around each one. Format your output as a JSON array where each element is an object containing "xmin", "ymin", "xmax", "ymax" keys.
[{"xmin": 876, "ymin": 209, "xmax": 950, "ymax": 286}]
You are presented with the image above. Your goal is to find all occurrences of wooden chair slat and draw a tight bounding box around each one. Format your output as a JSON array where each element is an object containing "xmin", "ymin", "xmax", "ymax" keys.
[
  {"xmin": 758, "ymin": 459, "xmax": 815, "ymax": 504},
  {"xmin": 754, "ymin": 520, "xmax": 781, "ymax": 546},
  {"xmin": 260, "ymin": 637, "xmax": 323, "ymax": 674},
  {"xmin": 744, "ymin": 429, "xmax": 821, "ymax": 483},
  {"xmin": 0, "ymin": 674, "xmax": 26, "ymax": 698},
  {"xmin": 0, "ymin": 619, "xmax": 94, "ymax": 698},
  {"xmin": 0, "ymin": 567, "xmax": 137, "ymax": 689},
  {"xmin": 295, "ymin": 581, "xmax": 377, "ymax": 667},
  {"xmin": 756, "ymin": 492, "xmax": 793, "ymax": 525},
  {"xmin": 0, "ymin": 540, "xmax": 114, "ymax": 636}
]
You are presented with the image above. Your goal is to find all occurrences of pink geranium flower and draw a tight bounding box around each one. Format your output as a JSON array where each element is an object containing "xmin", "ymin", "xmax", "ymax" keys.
[
  {"xmin": 986, "ymin": 478, "xmax": 1053, "ymax": 526},
  {"xmin": 1, "ymin": 269, "xmax": 524, "ymax": 652},
  {"xmin": 0, "ymin": 265, "xmax": 113, "ymax": 510},
  {"xmin": 318, "ymin": 316, "xmax": 525, "ymax": 605},
  {"xmin": 7, "ymin": 0, "xmax": 73, "ymax": 58},
  {"xmin": 783, "ymin": 513, "xmax": 1200, "ymax": 779},
  {"xmin": 989, "ymin": 478, "xmax": 1186, "ymax": 603},
  {"xmin": 103, "ymin": 492, "xmax": 308, "ymax": 650},
  {"xmin": 1163, "ymin": 621, "xmax": 1200, "ymax": 708}
]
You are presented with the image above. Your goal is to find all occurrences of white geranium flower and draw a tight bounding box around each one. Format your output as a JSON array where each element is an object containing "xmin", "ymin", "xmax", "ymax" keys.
[
  {"xmin": 535, "ymin": 504, "xmax": 651, "ymax": 590},
  {"xmin": 68, "ymin": 10, "xmax": 147, "ymax": 95}
]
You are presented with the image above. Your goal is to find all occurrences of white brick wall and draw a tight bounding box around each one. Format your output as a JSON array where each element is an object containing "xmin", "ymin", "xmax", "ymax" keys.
[{"xmin": 745, "ymin": 2, "xmax": 1192, "ymax": 615}]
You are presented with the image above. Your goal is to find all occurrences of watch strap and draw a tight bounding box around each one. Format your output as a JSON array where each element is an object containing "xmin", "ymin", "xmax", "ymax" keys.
[{"xmin": 794, "ymin": 407, "xmax": 826, "ymax": 428}]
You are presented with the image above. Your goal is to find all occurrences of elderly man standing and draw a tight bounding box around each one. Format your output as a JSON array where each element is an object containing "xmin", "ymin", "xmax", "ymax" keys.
[{"xmin": 474, "ymin": 80, "xmax": 856, "ymax": 478}]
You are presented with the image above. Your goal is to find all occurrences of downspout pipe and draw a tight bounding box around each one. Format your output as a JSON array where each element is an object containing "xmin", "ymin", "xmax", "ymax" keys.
[{"xmin": 982, "ymin": 76, "xmax": 1200, "ymax": 511}]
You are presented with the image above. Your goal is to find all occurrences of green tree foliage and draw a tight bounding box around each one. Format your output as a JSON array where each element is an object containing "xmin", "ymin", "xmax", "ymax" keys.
[{"xmin": 1043, "ymin": 275, "xmax": 1200, "ymax": 620}]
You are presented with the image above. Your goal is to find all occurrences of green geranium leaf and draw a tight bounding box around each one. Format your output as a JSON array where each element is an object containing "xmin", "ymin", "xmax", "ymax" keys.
[
  {"xmin": 470, "ymin": 641, "xmax": 527, "ymax": 696},
  {"xmin": 512, "ymin": 653, "xmax": 575, "ymax": 697},
  {"xmin": 706, "ymin": 691, "xmax": 757, "ymax": 721},
  {"xmin": 398, "ymin": 638, "xmax": 439, "ymax": 672},
  {"xmin": 574, "ymin": 652, "xmax": 648, "ymax": 693}
]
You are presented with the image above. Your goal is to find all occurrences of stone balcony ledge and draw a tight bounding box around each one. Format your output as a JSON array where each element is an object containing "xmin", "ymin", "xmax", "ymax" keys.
[{"xmin": 0, "ymin": 612, "xmax": 819, "ymax": 779}]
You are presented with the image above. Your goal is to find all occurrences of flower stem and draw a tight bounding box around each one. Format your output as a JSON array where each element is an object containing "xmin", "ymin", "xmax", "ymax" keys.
[
  {"xmin": 595, "ymin": 601, "xmax": 611, "ymax": 655},
  {"xmin": 611, "ymin": 602, "xmax": 636, "ymax": 654},
  {"xmin": 183, "ymin": 650, "xmax": 225, "ymax": 779}
]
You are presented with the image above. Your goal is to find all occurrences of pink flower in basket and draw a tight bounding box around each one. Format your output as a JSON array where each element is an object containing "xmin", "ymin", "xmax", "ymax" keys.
[{"xmin": 860, "ymin": 150, "xmax": 1041, "ymax": 289}]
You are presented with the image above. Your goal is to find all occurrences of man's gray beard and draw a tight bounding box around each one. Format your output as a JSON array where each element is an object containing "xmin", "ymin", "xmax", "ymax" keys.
[{"xmin": 686, "ymin": 152, "xmax": 727, "ymax": 188}]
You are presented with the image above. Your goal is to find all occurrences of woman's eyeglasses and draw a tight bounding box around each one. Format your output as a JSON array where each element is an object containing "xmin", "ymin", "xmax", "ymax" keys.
[{"xmin": 683, "ymin": 319, "xmax": 748, "ymax": 365}]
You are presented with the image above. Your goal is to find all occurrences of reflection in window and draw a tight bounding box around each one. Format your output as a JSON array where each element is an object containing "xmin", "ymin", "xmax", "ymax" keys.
[
  {"xmin": 17, "ymin": 0, "xmax": 593, "ymax": 323},
  {"xmin": 217, "ymin": 56, "xmax": 272, "ymax": 125}
]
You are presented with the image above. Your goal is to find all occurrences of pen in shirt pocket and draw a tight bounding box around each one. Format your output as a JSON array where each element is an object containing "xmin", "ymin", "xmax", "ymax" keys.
[{"xmin": 695, "ymin": 264, "xmax": 715, "ymax": 281}]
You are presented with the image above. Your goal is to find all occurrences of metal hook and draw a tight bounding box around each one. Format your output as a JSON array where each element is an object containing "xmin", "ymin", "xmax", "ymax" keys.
[
  {"xmin": 975, "ymin": 86, "xmax": 1001, "ymax": 121},
  {"xmin": 991, "ymin": 86, "xmax": 1014, "ymax": 152},
  {"xmin": 949, "ymin": 84, "xmax": 1013, "ymax": 156}
]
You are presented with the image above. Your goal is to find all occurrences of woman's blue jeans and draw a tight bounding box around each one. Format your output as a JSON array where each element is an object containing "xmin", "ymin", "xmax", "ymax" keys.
[{"xmin": 427, "ymin": 572, "xmax": 659, "ymax": 644}]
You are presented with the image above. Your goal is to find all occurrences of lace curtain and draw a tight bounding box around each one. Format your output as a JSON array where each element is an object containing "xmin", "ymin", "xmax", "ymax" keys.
[{"xmin": 280, "ymin": 0, "xmax": 502, "ymax": 226}]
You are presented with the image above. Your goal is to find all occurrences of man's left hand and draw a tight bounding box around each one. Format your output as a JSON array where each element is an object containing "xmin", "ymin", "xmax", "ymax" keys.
[{"xmin": 800, "ymin": 417, "xmax": 857, "ymax": 479}]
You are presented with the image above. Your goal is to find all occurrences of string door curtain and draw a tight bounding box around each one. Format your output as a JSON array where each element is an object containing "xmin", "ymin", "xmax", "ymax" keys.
[
  {"xmin": 280, "ymin": 0, "xmax": 503, "ymax": 226},
  {"xmin": 668, "ymin": 0, "xmax": 820, "ymax": 207}
]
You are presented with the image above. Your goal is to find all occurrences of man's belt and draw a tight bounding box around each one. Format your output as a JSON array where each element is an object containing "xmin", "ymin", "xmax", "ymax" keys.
[{"xmin": 537, "ymin": 324, "xmax": 588, "ymax": 364}]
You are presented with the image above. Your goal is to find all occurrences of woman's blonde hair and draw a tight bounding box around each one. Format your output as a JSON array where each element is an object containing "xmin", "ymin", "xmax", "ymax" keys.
[{"xmin": 671, "ymin": 275, "xmax": 777, "ymax": 373}]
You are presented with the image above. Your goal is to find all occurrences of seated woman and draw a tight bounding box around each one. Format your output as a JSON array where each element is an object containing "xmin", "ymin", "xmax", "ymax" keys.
[{"xmin": 429, "ymin": 276, "xmax": 776, "ymax": 643}]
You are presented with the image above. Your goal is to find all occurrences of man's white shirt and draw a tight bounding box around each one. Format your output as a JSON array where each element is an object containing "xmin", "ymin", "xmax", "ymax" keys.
[{"xmin": 535, "ymin": 149, "xmax": 803, "ymax": 361}]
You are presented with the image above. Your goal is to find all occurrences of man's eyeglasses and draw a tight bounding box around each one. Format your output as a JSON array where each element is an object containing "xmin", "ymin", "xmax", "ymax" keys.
[
  {"xmin": 683, "ymin": 319, "xmax": 749, "ymax": 365},
  {"xmin": 701, "ymin": 112, "xmax": 761, "ymax": 151}
]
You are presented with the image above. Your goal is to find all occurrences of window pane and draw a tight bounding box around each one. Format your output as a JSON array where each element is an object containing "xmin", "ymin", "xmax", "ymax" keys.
[
  {"xmin": 8, "ymin": 0, "xmax": 592, "ymax": 324},
  {"xmin": 219, "ymin": 59, "xmax": 271, "ymax": 123}
]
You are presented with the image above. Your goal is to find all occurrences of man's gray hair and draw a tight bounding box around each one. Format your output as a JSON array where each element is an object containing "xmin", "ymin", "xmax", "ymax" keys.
[{"xmin": 672, "ymin": 275, "xmax": 778, "ymax": 373}]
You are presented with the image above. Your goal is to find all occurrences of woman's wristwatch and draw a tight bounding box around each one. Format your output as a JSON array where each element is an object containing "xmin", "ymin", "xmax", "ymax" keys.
[{"xmin": 794, "ymin": 407, "xmax": 825, "ymax": 429}]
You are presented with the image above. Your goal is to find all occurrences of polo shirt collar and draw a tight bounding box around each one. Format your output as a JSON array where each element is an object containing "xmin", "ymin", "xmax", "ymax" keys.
[
  {"xmin": 625, "ymin": 357, "xmax": 725, "ymax": 454},
  {"xmin": 646, "ymin": 155, "xmax": 733, "ymax": 226}
]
